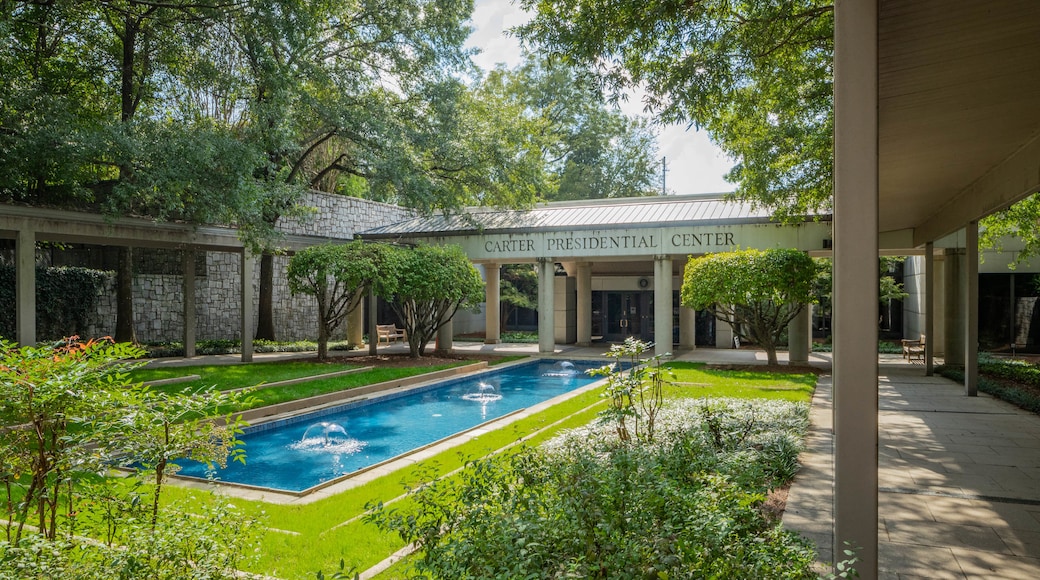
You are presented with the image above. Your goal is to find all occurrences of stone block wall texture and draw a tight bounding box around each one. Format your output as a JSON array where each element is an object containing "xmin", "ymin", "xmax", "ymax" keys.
[{"xmin": 86, "ymin": 193, "xmax": 417, "ymax": 342}]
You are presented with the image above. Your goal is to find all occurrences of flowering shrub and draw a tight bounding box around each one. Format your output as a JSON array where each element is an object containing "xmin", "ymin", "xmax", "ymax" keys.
[{"xmin": 368, "ymin": 397, "xmax": 815, "ymax": 578}]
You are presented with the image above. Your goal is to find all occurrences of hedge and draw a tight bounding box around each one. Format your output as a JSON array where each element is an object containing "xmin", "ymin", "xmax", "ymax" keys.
[{"xmin": 0, "ymin": 264, "xmax": 109, "ymax": 341}]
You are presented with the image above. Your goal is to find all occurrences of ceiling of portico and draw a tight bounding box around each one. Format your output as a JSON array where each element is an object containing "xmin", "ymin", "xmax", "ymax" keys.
[{"xmin": 879, "ymin": 0, "xmax": 1040, "ymax": 243}]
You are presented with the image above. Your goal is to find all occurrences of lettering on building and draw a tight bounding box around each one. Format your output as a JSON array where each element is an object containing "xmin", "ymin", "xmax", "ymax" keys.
[
  {"xmin": 545, "ymin": 235, "xmax": 659, "ymax": 251},
  {"xmin": 484, "ymin": 239, "xmax": 535, "ymax": 253},
  {"xmin": 670, "ymin": 232, "xmax": 735, "ymax": 248}
]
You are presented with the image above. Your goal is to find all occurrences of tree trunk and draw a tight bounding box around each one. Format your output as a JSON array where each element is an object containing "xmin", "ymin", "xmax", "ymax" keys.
[
  {"xmin": 317, "ymin": 321, "xmax": 328, "ymax": 361},
  {"xmin": 115, "ymin": 247, "xmax": 136, "ymax": 343},
  {"xmin": 765, "ymin": 347, "xmax": 779, "ymax": 366},
  {"xmin": 255, "ymin": 253, "xmax": 276, "ymax": 340}
]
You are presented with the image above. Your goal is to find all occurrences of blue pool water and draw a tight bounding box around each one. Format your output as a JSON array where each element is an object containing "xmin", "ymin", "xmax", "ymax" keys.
[{"xmin": 175, "ymin": 359, "xmax": 607, "ymax": 492}]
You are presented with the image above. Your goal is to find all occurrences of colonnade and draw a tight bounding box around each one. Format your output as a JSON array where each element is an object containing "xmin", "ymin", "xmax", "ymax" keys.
[{"xmin": 479, "ymin": 257, "xmax": 814, "ymax": 362}]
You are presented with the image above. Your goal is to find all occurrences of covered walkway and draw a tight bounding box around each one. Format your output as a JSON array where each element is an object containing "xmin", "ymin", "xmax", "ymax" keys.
[{"xmin": 784, "ymin": 360, "xmax": 1040, "ymax": 578}]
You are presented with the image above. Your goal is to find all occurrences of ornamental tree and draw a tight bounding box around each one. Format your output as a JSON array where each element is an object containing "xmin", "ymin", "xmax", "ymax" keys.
[
  {"xmin": 287, "ymin": 241, "xmax": 398, "ymax": 361},
  {"xmin": 681, "ymin": 248, "xmax": 817, "ymax": 365},
  {"xmin": 0, "ymin": 337, "xmax": 255, "ymax": 576},
  {"xmin": 385, "ymin": 244, "xmax": 484, "ymax": 358}
]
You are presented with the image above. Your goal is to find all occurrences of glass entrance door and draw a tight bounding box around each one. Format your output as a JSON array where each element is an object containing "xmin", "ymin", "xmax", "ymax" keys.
[{"xmin": 603, "ymin": 292, "xmax": 651, "ymax": 342}]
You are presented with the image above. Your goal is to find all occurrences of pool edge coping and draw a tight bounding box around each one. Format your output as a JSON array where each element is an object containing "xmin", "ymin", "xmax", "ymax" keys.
[{"xmin": 169, "ymin": 355, "xmax": 610, "ymax": 504}]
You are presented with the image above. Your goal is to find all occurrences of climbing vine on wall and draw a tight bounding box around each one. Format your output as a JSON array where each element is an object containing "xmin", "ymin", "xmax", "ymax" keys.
[{"xmin": 0, "ymin": 265, "xmax": 109, "ymax": 341}]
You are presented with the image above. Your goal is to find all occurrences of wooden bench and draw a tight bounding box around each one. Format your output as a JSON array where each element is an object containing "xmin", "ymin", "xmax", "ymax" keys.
[
  {"xmin": 376, "ymin": 324, "xmax": 407, "ymax": 345},
  {"xmin": 902, "ymin": 334, "xmax": 926, "ymax": 363}
]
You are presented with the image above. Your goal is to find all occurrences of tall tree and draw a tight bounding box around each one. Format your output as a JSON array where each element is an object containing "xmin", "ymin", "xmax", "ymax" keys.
[
  {"xmin": 479, "ymin": 55, "xmax": 662, "ymax": 201},
  {"xmin": 516, "ymin": 0, "xmax": 834, "ymax": 218},
  {"xmin": 212, "ymin": 0, "xmax": 534, "ymax": 340},
  {"xmin": 1, "ymin": 0, "xmax": 263, "ymax": 343}
]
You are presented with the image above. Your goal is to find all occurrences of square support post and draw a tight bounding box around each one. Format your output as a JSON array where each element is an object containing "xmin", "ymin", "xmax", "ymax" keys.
[
  {"xmin": 485, "ymin": 264, "xmax": 501, "ymax": 344},
  {"xmin": 16, "ymin": 228, "xmax": 35, "ymax": 346},
  {"xmin": 576, "ymin": 262, "xmax": 592, "ymax": 347},
  {"xmin": 965, "ymin": 222, "xmax": 979, "ymax": 396},
  {"xmin": 368, "ymin": 289, "xmax": 378, "ymax": 356},
  {"xmin": 925, "ymin": 242, "xmax": 934, "ymax": 375},
  {"xmin": 833, "ymin": 0, "xmax": 879, "ymax": 576},
  {"xmin": 537, "ymin": 258, "xmax": 556, "ymax": 354},
  {"xmin": 653, "ymin": 256, "xmax": 673, "ymax": 359}
]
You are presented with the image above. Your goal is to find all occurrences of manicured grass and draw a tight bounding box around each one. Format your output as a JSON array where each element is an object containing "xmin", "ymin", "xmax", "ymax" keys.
[
  {"xmin": 129, "ymin": 360, "xmax": 362, "ymax": 393},
  {"xmin": 156, "ymin": 362, "xmax": 817, "ymax": 579},
  {"xmin": 128, "ymin": 360, "xmax": 472, "ymax": 413},
  {"xmin": 663, "ymin": 362, "xmax": 817, "ymax": 403},
  {"xmin": 238, "ymin": 364, "xmax": 466, "ymax": 411},
  {"xmin": 161, "ymin": 385, "xmax": 612, "ymax": 578}
]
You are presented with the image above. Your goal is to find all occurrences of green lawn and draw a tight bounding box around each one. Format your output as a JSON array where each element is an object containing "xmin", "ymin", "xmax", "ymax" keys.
[
  {"xmin": 129, "ymin": 360, "xmax": 362, "ymax": 393},
  {"xmin": 156, "ymin": 361, "xmax": 818, "ymax": 579},
  {"xmin": 129, "ymin": 360, "xmax": 474, "ymax": 413},
  {"xmin": 162, "ymin": 383, "xmax": 611, "ymax": 579},
  {"xmin": 663, "ymin": 362, "xmax": 817, "ymax": 403}
]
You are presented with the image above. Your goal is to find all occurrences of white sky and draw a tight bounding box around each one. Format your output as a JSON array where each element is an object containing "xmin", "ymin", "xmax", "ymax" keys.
[{"xmin": 465, "ymin": 0, "xmax": 735, "ymax": 196}]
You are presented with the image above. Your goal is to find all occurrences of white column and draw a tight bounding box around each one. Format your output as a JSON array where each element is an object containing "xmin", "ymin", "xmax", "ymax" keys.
[
  {"xmin": 715, "ymin": 310, "xmax": 735, "ymax": 348},
  {"xmin": 367, "ymin": 289, "xmax": 378, "ymax": 356},
  {"xmin": 347, "ymin": 292, "xmax": 364, "ymax": 347},
  {"xmin": 16, "ymin": 228, "xmax": 35, "ymax": 346},
  {"xmin": 182, "ymin": 249, "xmax": 196, "ymax": 358},
  {"xmin": 833, "ymin": 0, "xmax": 879, "ymax": 577},
  {"xmin": 240, "ymin": 249, "xmax": 255, "ymax": 363},
  {"xmin": 965, "ymin": 222, "xmax": 979, "ymax": 396},
  {"xmin": 436, "ymin": 318, "xmax": 453, "ymax": 354},
  {"xmin": 537, "ymin": 258, "xmax": 555, "ymax": 354},
  {"xmin": 485, "ymin": 264, "xmax": 501, "ymax": 344},
  {"xmin": 787, "ymin": 305, "xmax": 811, "ymax": 365},
  {"xmin": 576, "ymin": 262, "xmax": 592, "ymax": 346},
  {"xmin": 943, "ymin": 248, "xmax": 966, "ymax": 366},
  {"xmin": 653, "ymin": 256, "xmax": 673, "ymax": 359},
  {"xmin": 679, "ymin": 259, "xmax": 696, "ymax": 349},
  {"xmin": 678, "ymin": 307, "xmax": 696, "ymax": 349},
  {"xmin": 925, "ymin": 242, "xmax": 934, "ymax": 375}
]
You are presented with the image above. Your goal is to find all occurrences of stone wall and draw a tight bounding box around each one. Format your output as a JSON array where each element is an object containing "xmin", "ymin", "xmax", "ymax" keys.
[{"xmin": 86, "ymin": 193, "xmax": 417, "ymax": 343}]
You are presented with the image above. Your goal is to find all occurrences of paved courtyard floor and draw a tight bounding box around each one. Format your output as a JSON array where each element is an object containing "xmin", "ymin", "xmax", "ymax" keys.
[{"xmin": 784, "ymin": 361, "xmax": 1040, "ymax": 579}]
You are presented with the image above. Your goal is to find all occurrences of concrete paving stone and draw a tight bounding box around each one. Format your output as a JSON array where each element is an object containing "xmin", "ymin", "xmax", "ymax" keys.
[
  {"xmin": 921, "ymin": 496, "xmax": 1040, "ymax": 532},
  {"xmin": 878, "ymin": 543, "xmax": 965, "ymax": 579},
  {"xmin": 879, "ymin": 493, "xmax": 935, "ymax": 521},
  {"xmin": 884, "ymin": 519, "xmax": 1012, "ymax": 553},
  {"xmin": 986, "ymin": 444, "xmax": 1040, "ymax": 462},
  {"xmin": 913, "ymin": 442, "xmax": 997, "ymax": 456},
  {"xmin": 950, "ymin": 546, "xmax": 1040, "ymax": 579},
  {"xmin": 993, "ymin": 527, "xmax": 1040, "ymax": 558}
]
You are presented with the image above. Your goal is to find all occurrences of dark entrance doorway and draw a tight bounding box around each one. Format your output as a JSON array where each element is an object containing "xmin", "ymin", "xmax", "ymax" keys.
[
  {"xmin": 592, "ymin": 290, "xmax": 715, "ymax": 346},
  {"xmin": 600, "ymin": 291, "xmax": 653, "ymax": 342}
]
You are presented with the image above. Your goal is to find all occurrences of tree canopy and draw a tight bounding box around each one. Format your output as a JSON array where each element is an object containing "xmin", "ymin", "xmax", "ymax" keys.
[
  {"xmin": 979, "ymin": 192, "xmax": 1040, "ymax": 266},
  {"xmin": 287, "ymin": 241, "xmax": 395, "ymax": 360},
  {"xmin": 681, "ymin": 248, "xmax": 816, "ymax": 365},
  {"xmin": 516, "ymin": 0, "xmax": 834, "ymax": 218},
  {"xmin": 478, "ymin": 55, "xmax": 662, "ymax": 200},
  {"xmin": 384, "ymin": 244, "xmax": 485, "ymax": 358}
]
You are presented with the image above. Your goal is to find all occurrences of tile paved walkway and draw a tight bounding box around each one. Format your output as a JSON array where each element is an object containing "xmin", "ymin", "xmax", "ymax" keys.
[{"xmin": 784, "ymin": 361, "xmax": 1040, "ymax": 579}]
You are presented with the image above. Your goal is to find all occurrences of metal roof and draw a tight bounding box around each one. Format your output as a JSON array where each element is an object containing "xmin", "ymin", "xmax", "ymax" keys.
[{"xmin": 361, "ymin": 193, "xmax": 828, "ymax": 238}]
